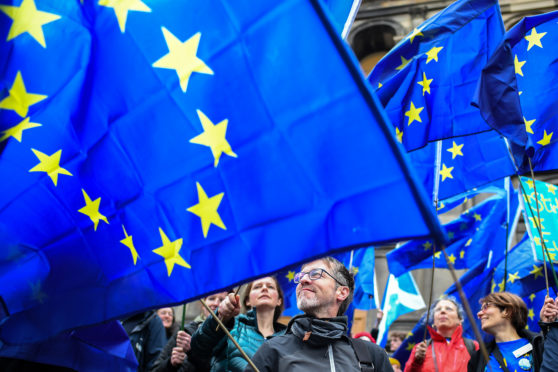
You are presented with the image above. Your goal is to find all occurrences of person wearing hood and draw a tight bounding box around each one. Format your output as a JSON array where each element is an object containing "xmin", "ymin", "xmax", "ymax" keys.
[{"xmin": 245, "ymin": 257, "xmax": 392, "ymax": 372}]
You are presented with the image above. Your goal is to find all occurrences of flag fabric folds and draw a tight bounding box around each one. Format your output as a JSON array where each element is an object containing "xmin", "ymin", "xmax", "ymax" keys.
[
  {"xmin": 367, "ymin": 0, "xmax": 504, "ymax": 151},
  {"xmin": 0, "ymin": 0, "xmax": 444, "ymax": 344},
  {"xmin": 475, "ymin": 10, "xmax": 558, "ymax": 169},
  {"xmin": 376, "ymin": 272, "xmax": 425, "ymax": 347}
]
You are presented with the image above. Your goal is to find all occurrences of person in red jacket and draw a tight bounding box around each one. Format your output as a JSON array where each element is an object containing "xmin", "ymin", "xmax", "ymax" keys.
[{"xmin": 405, "ymin": 296, "xmax": 478, "ymax": 372}]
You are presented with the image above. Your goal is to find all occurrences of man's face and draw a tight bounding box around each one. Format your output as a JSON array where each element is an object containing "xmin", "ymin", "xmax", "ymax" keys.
[{"xmin": 296, "ymin": 259, "xmax": 338, "ymax": 317}]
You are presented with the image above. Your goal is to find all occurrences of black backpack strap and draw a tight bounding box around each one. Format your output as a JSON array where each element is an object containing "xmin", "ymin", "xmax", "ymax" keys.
[
  {"xmin": 348, "ymin": 338, "xmax": 375, "ymax": 372},
  {"xmin": 462, "ymin": 337, "xmax": 476, "ymax": 359}
]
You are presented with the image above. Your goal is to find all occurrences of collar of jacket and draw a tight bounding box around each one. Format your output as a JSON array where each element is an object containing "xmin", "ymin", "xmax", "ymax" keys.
[
  {"xmin": 237, "ymin": 309, "xmax": 287, "ymax": 334},
  {"xmin": 427, "ymin": 324, "xmax": 464, "ymax": 344},
  {"xmin": 287, "ymin": 314, "xmax": 348, "ymax": 346}
]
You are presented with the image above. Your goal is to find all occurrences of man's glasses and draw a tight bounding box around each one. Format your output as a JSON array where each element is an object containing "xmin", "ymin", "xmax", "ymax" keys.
[{"xmin": 293, "ymin": 268, "xmax": 346, "ymax": 286}]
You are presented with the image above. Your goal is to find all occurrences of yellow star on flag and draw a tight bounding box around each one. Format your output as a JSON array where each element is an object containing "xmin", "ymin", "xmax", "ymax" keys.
[
  {"xmin": 524, "ymin": 117, "xmax": 535, "ymax": 134},
  {"xmin": 528, "ymin": 308, "xmax": 535, "ymax": 320},
  {"xmin": 514, "ymin": 55, "xmax": 526, "ymax": 76},
  {"xmin": 408, "ymin": 27, "xmax": 424, "ymax": 44},
  {"xmin": 187, "ymin": 182, "xmax": 226, "ymax": 238},
  {"xmin": 395, "ymin": 127, "xmax": 403, "ymax": 143},
  {"xmin": 529, "ymin": 293, "xmax": 536, "ymax": 302},
  {"xmin": 497, "ymin": 278, "xmax": 505, "ymax": 292},
  {"xmin": 537, "ymin": 130, "xmax": 553, "ymax": 146},
  {"xmin": 447, "ymin": 141, "xmax": 464, "ymax": 159},
  {"xmin": 0, "ymin": 117, "xmax": 41, "ymax": 143},
  {"xmin": 120, "ymin": 225, "xmax": 140, "ymax": 265},
  {"xmin": 460, "ymin": 250, "xmax": 465, "ymax": 259},
  {"xmin": 78, "ymin": 189, "xmax": 108, "ymax": 231},
  {"xmin": 437, "ymin": 202, "xmax": 445, "ymax": 211},
  {"xmin": 405, "ymin": 101, "xmax": 424, "ymax": 125},
  {"xmin": 153, "ymin": 28, "xmax": 214, "ymax": 93},
  {"xmin": 0, "ymin": 71, "xmax": 47, "ymax": 117},
  {"xmin": 29, "ymin": 280, "xmax": 47, "ymax": 304},
  {"xmin": 507, "ymin": 272, "xmax": 520, "ymax": 283},
  {"xmin": 546, "ymin": 183, "xmax": 556, "ymax": 195},
  {"xmin": 153, "ymin": 228, "xmax": 190, "ymax": 276},
  {"xmin": 406, "ymin": 342, "xmax": 416, "ymax": 351},
  {"xmin": 524, "ymin": 27, "xmax": 546, "ymax": 51},
  {"xmin": 448, "ymin": 231, "xmax": 455, "ymax": 240},
  {"xmin": 465, "ymin": 238, "xmax": 473, "ymax": 247},
  {"xmin": 473, "ymin": 213, "xmax": 482, "ymax": 222},
  {"xmin": 417, "ymin": 72, "xmax": 433, "ymax": 96},
  {"xmin": 422, "ymin": 241, "xmax": 432, "ymax": 250},
  {"xmin": 440, "ymin": 163, "xmax": 454, "ymax": 181},
  {"xmin": 99, "ymin": 0, "xmax": 151, "ymax": 33},
  {"xmin": 425, "ymin": 46, "xmax": 443, "ymax": 64},
  {"xmin": 378, "ymin": 82, "xmax": 383, "ymax": 88},
  {"xmin": 0, "ymin": 0, "xmax": 61, "ymax": 48},
  {"xmin": 530, "ymin": 265, "xmax": 543, "ymax": 279},
  {"xmin": 448, "ymin": 253, "xmax": 456, "ymax": 264},
  {"xmin": 395, "ymin": 56, "xmax": 410, "ymax": 71},
  {"xmin": 286, "ymin": 271, "xmax": 295, "ymax": 282},
  {"xmin": 434, "ymin": 251, "xmax": 441, "ymax": 259},
  {"xmin": 190, "ymin": 109, "xmax": 237, "ymax": 167},
  {"xmin": 460, "ymin": 222, "xmax": 468, "ymax": 231},
  {"xmin": 29, "ymin": 148, "xmax": 72, "ymax": 186},
  {"xmin": 491, "ymin": 280, "xmax": 496, "ymax": 293}
]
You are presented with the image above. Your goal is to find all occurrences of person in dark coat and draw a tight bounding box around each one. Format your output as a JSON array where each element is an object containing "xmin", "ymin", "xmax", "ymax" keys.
[
  {"xmin": 539, "ymin": 295, "xmax": 558, "ymax": 372},
  {"xmin": 122, "ymin": 310, "xmax": 167, "ymax": 372},
  {"xmin": 244, "ymin": 257, "xmax": 393, "ymax": 372},
  {"xmin": 469, "ymin": 292, "xmax": 544, "ymax": 372},
  {"xmin": 151, "ymin": 292, "xmax": 228, "ymax": 372}
]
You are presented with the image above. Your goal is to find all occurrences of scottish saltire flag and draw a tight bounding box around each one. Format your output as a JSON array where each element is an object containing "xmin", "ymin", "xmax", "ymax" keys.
[
  {"xmin": 519, "ymin": 177, "xmax": 558, "ymax": 263},
  {"xmin": 388, "ymin": 193, "xmax": 518, "ymax": 277},
  {"xmin": 376, "ymin": 272, "xmax": 425, "ymax": 347},
  {"xmin": 475, "ymin": 11, "xmax": 558, "ymax": 170},
  {"xmin": 408, "ymin": 131, "xmax": 516, "ymax": 200},
  {"xmin": 367, "ymin": 0, "xmax": 504, "ymax": 151},
  {"xmin": 278, "ymin": 246, "xmax": 376, "ymax": 316},
  {"xmin": 0, "ymin": 321, "xmax": 137, "ymax": 371},
  {"xmin": 0, "ymin": 0, "xmax": 445, "ymax": 345},
  {"xmin": 323, "ymin": 0, "xmax": 361, "ymax": 39}
]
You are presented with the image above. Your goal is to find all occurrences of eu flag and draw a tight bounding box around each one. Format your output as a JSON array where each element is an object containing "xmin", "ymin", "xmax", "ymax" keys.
[
  {"xmin": 0, "ymin": 0, "xmax": 444, "ymax": 345},
  {"xmin": 367, "ymin": 0, "xmax": 504, "ymax": 151},
  {"xmin": 475, "ymin": 10, "xmax": 558, "ymax": 170}
]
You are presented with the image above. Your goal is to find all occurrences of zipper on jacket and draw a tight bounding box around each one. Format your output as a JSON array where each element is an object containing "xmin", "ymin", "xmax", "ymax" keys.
[{"xmin": 328, "ymin": 344, "xmax": 336, "ymax": 372}]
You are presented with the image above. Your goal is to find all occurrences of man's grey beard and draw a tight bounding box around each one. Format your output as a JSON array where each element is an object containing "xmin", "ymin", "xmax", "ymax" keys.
[{"xmin": 297, "ymin": 295, "xmax": 320, "ymax": 313}]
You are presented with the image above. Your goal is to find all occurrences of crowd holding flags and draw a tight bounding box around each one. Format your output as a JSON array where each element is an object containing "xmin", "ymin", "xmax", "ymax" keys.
[{"xmin": 0, "ymin": 0, "xmax": 558, "ymax": 370}]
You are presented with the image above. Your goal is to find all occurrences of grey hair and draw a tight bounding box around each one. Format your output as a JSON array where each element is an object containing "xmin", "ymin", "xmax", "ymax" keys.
[
  {"xmin": 426, "ymin": 295, "xmax": 464, "ymax": 325},
  {"xmin": 320, "ymin": 256, "xmax": 355, "ymax": 316}
]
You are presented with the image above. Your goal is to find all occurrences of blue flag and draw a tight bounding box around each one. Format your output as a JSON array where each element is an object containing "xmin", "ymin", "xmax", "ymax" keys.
[
  {"xmin": 0, "ymin": 320, "xmax": 137, "ymax": 371},
  {"xmin": 475, "ymin": 11, "xmax": 558, "ymax": 170},
  {"xmin": 408, "ymin": 131, "xmax": 517, "ymax": 201},
  {"xmin": 388, "ymin": 192, "xmax": 516, "ymax": 276},
  {"xmin": 368, "ymin": 0, "xmax": 504, "ymax": 151},
  {"xmin": 322, "ymin": 0, "xmax": 361, "ymax": 38},
  {"xmin": 278, "ymin": 246, "xmax": 375, "ymax": 317},
  {"xmin": 0, "ymin": 0, "xmax": 444, "ymax": 344}
]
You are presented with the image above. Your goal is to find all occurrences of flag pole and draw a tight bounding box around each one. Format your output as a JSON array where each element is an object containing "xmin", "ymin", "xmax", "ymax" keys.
[
  {"xmin": 181, "ymin": 303, "xmax": 187, "ymax": 331},
  {"xmin": 503, "ymin": 177, "xmax": 510, "ymax": 292},
  {"xmin": 199, "ymin": 298, "xmax": 260, "ymax": 372}
]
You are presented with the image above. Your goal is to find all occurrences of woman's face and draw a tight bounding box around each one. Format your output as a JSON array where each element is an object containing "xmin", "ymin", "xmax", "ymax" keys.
[
  {"xmin": 246, "ymin": 277, "xmax": 281, "ymax": 310},
  {"xmin": 433, "ymin": 300, "xmax": 461, "ymax": 333},
  {"xmin": 202, "ymin": 292, "xmax": 228, "ymax": 317},
  {"xmin": 477, "ymin": 302, "xmax": 508, "ymax": 334},
  {"xmin": 157, "ymin": 307, "xmax": 174, "ymax": 329}
]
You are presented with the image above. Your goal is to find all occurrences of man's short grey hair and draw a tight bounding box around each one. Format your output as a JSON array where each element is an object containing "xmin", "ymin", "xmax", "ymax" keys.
[{"xmin": 320, "ymin": 256, "xmax": 355, "ymax": 316}]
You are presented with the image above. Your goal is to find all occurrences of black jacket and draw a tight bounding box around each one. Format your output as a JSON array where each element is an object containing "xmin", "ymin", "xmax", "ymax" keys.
[
  {"xmin": 540, "ymin": 321, "xmax": 558, "ymax": 372},
  {"xmin": 468, "ymin": 329, "xmax": 544, "ymax": 372},
  {"xmin": 244, "ymin": 314, "xmax": 393, "ymax": 372},
  {"xmin": 122, "ymin": 311, "xmax": 167, "ymax": 372}
]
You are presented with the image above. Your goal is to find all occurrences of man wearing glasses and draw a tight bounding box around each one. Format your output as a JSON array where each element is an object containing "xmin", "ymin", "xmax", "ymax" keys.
[{"xmin": 245, "ymin": 257, "xmax": 392, "ymax": 372}]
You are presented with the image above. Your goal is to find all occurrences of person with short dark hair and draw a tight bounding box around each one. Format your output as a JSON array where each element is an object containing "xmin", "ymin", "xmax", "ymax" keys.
[
  {"xmin": 245, "ymin": 257, "xmax": 393, "ymax": 371},
  {"xmin": 122, "ymin": 310, "xmax": 167, "ymax": 372},
  {"xmin": 388, "ymin": 331, "xmax": 407, "ymax": 353},
  {"xmin": 469, "ymin": 292, "xmax": 544, "ymax": 372},
  {"xmin": 405, "ymin": 296, "xmax": 478, "ymax": 372}
]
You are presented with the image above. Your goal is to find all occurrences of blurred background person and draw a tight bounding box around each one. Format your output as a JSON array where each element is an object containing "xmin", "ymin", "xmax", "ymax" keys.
[
  {"xmin": 122, "ymin": 310, "xmax": 166, "ymax": 372},
  {"xmin": 470, "ymin": 292, "xmax": 544, "ymax": 372},
  {"xmin": 157, "ymin": 307, "xmax": 180, "ymax": 343},
  {"xmin": 388, "ymin": 331, "xmax": 407, "ymax": 354},
  {"xmin": 353, "ymin": 331, "xmax": 376, "ymax": 343},
  {"xmin": 390, "ymin": 357, "xmax": 402, "ymax": 372},
  {"xmin": 190, "ymin": 277, "xmax": 286, "ymax": 372},
  {"xmin": 152, "ymin": 292, "xmax": 229, "ymax": 372},
  {"xmin": 405, "ymin": 296, "xmax": 477, "ymax": 372}
]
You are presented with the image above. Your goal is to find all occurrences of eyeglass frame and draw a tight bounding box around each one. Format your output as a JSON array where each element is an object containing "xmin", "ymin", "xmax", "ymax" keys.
[
  {"xmin": 479, "ymin": 302, "xmax": 499, "ymax": 312},
  {"xmin": 293, "ymin": 268, "xmax": 347, "ymax": 287}
]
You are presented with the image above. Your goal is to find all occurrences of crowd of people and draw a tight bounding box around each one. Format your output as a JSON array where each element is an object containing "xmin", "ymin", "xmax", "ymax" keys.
[{"xmin": 125, "ymin": 257, "xmax": 558, "ymax": 372}]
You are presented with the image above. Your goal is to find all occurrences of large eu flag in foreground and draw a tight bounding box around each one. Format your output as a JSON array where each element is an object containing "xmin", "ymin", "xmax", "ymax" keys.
[{"xmin": 0, "ymin": 0, "xmax": 443, "ymax": 344}]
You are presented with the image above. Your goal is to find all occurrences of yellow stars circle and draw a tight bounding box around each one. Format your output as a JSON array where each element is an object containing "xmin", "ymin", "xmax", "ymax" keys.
[
  {"xmin": 524, "ymin": 27, "xmax": 546, "ymax": 51},
  {"xmin": 408, "ymin": 27, "xmax": 424, "ymax": 44},
  {"xmin": 153, "ymin": 28, "xmax": 214, "ymax": 93},
  {"xmin": 78, "ymin": 189, "xmax": 108, "ymax": 231},
  {"xmin": 507, "ymin": 271, "xmax": 520, "ymax": 284},
  {"xmin": 120, "ymin": 225, "xmax": 140, "ymax": 265},
  {"xmin": 440, "ymin": 163, "xmax": 454, "ymax": 181},
  {"xmin": 152, "ymin": 227, "xmax": 191, "ymax": 276},
  {"xmin": 395, "ymin": 127, "xmax": 403, "ymax": 143},
  {"xmin": 29, "ymin": 148, "xmax": 72, "ymax": 186},
  {"xmin": 396, "ymin": 56, "xmax": 410, "ymax": 71},
  {"xmin": 417, "ymin": 72, "xmax": 433, "ymax": 96},
  {"xmin": 187, "ymin": 182, "xmax": 226, "ymax": 238},
  {"xmin": 523, "ymin": 117, "xmax": 535, "ymax": 134},
  {"xmin": 286, "ymin": 271, "xmax": 295, "ymax": 282},
  {"xmin": 0, "ymin": 71, "xmax": 47, "ymax": 117},
  {"xmin": 446, "ymin": 141, "xmax": 463, "ymax": 159},
  {"xmin": 473, "ymin": 213, "xmax": 482, "ymax": 222},
  {"xmin": 537, "ymin": 130, "xmax": 553, "ymax": 146},
  {"xmin": 1, "ymin": 117, "xmax": 41, "ymax": 143},
  {"xmin": 405, "ymin": 101, "xmax": 424, "ymax": 125},
  {"xmin": 189, "ymin": 110, "xmax": 237, "ymax": 167},
  {"xmin": 514, "ymin": 55, "xmax": 526, "ymax": 76},
  {"xmin": 98, "ymin": 0, "xmax": 151, "ymax": 33},
  {"xmin": 0, "ymin": 0, "xmax": 61, "ymax": 48},
  {"xmin": 425, "ymin": 46, "xmax": 443, "ymax": 64},
  {"xmin": 447, "ymin": 253, "xmax": 456, "ymax": 265},
  {"xmin": 530, "ymin": 265, "xmax": 543, "ymax": 279}
]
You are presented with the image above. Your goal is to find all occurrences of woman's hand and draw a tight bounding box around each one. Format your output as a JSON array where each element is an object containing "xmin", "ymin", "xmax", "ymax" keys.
[
  {"xmin": 218, "ymin": 293, "xmax": 240, "ymax": 324},
  {"xmin": 414, "ymin": 341, "xmax": 428, "ymax": 362},
  {"xmin": 540, "ymin": 296, "xmax": 558, "ymax": 323}
]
